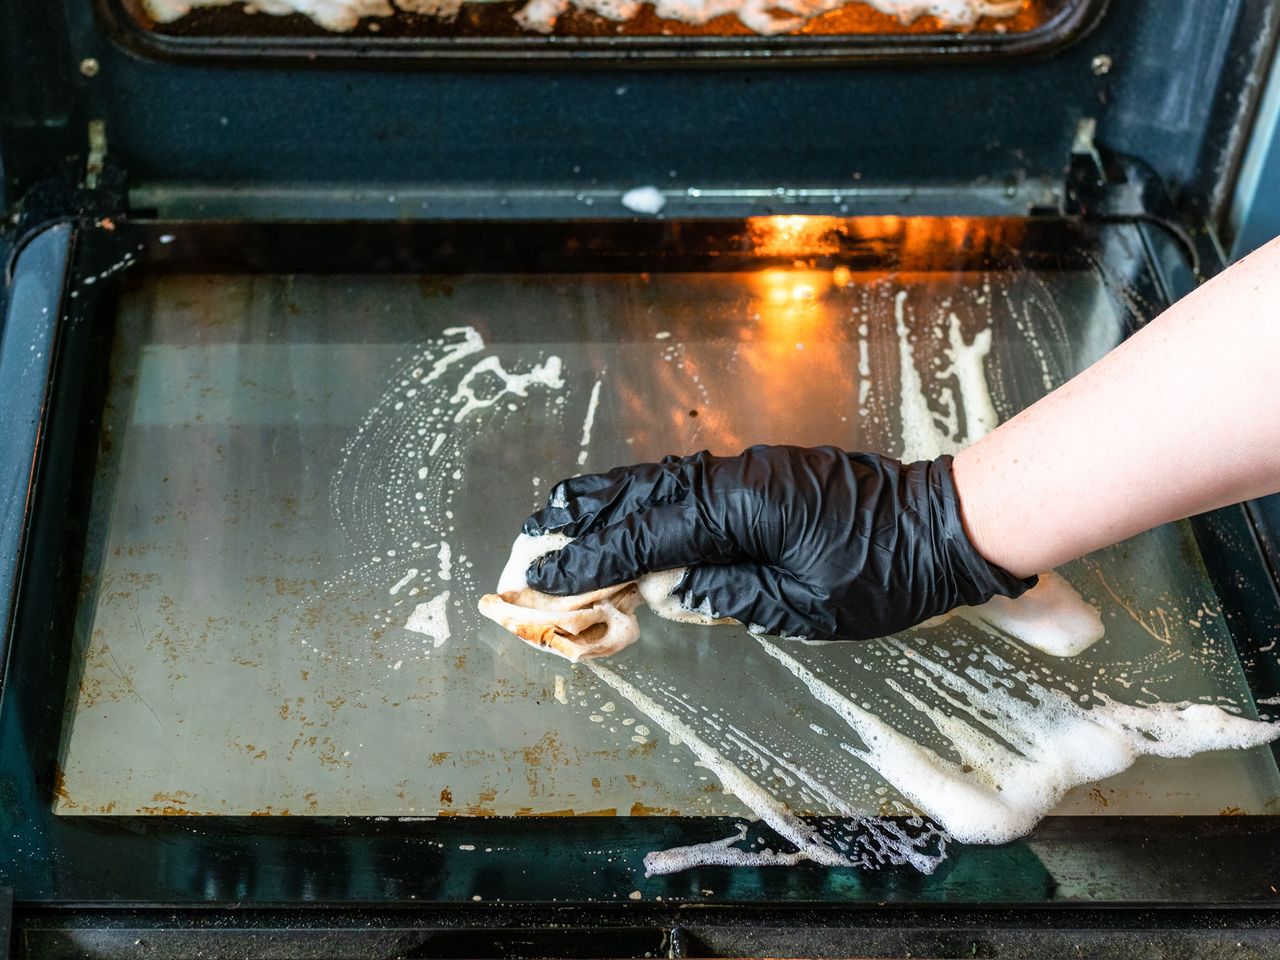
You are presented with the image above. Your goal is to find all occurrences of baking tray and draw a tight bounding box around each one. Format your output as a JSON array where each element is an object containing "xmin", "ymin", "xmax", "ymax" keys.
[{"xmin": 95, "ymin": 0, "xmax": 1106, "ymax": 63}]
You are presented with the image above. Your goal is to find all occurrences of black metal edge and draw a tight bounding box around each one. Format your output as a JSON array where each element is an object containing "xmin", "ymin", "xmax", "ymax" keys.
[
  {"xmin": 1191, "ymin": 503, "xmax": 1280, "ymax": 734},
  {"xmin": 1129, "ymin": 185, "xmax": 1280, "ymax": 740},
  {"xmin": 0, "ymin": 887, "xmax": 10, "ymax": 960},
  {"xmin": 0, "ymin": 223, "xmax": 75, "ymax": 696},
  {"xmin": 90, "ymin": 0, "xmax": 1108, "ymax": 67},
  {"xmin": 1247, "ymin": 497, "xmax": 1280, "ymax": 595},
  {"xmin": 12, "ymin": 906, "xmax": 1280, "ymax": 942},
  {"xmin": 6, "ymin": 216, "xmax": 1280, "ymax": 907},
  {"xmin": 1187, "ymin": 0, "xmax": 1280, "ymax": 233}
]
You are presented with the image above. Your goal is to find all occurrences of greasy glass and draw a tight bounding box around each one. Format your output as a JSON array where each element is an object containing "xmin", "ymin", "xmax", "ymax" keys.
[{"xmin": 57, "ymin": 265, "xmax": 1278, "ymax": 839}]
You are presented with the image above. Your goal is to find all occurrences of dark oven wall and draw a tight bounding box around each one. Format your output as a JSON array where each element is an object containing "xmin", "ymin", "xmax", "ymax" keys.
[{"xmin": 0, "ymin": 0, "xmax": 1276, "ymax": 227}]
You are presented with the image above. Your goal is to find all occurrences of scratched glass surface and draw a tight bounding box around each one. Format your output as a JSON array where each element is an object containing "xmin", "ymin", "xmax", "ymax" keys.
[{"xmin": 55, "ymin": 266, "xmax": 1280, "ymax": 823}]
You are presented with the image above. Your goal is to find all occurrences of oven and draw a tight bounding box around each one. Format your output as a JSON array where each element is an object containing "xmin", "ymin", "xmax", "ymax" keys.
[{"xmin": 3, "ymin": 1, "xmax": 1280, "ymax": 956}]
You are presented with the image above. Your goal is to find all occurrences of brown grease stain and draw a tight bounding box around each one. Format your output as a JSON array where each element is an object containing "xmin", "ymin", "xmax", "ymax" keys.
[{"xmin": 630, "ymin": 802, "xmax": 679, "ymax": 816}]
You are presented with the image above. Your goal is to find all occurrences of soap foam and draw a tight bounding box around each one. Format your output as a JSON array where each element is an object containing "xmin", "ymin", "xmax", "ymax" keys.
[
  {"xmin": 895, "ymin": 292, "xmax": 998, "ymax": 461},
  {"xmin": 962, "ymin": 570, "xmax": 1105, "ymax": 657},
  {"xmin": 620, "ymin": 186, "xmax": 666, "ymax": 215},
  {"xmin": 588, "ymin": 662, "xmax": 949, "ymax": 875},
  {"xmin": 577, "ymin": 378, "xmax": 604, "ymax": 467},
  {"xmin": 451, "ymin": 355, "xmax": 565, "ymax": 422},
  {"xmin": 756, "ymin": 636, "xmax": 1279, "ymax": 844},
  {"xmin": 406, "ymin": 590, "xmax": 452, "ymax": 647}
]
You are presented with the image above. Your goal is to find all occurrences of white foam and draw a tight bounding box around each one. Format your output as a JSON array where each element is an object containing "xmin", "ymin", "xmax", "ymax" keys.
[
  {"xmin": 389, "ymin": 568, "xmax": 419, "ymax": 595},
  {"xmin": 421, "ymin": 326, "xmax": 486, "ymax": 386},
  {"xmin": 577, "ymin": 378, "xmax": 603, "ymax": 467},
  {"xmin": 857, "ymin": 330, "xmax": 871, "ymax": 408},
  {"xmin": 406, "ymin": 590, "xmax": 452, "ymax": 647},
  {"xmin": 895, "ymin": 293, "xmax": 997, "ymax": 461},
  {"xmin": 963, "ymin": 570, "xmax": 1105, "ymax": 657},
  {"xmin": 644, "ymin": 824, "xmax": 811, "ymax": 874},
  {"xmin": 516, "ymin": 0, "xmax": 1015, "ymax": 32},
  {"xmin": 895, "ymin": 291, "xmax": 953, "ymax": 461},
  {"xmin": 756, "ymin": 636, "xmax": 1279, "ymax": 845},
  {"xmin": 451, "ymin": 355, "xmax": 565, "ymax": 422},
  {"xmin": 637, "ymin": 568, "xmax": 727, "ymax": 625},
  {"xmin": 942, "ymin": 312, "xmax": 997, "ymax": 442},
  {"xmin": 594, "ymin": 655, "xmax": 949, "ymax": 875},
  {"xmin": 620, "ymin": 186, "xmax": 666, "ymax": 215},
  {"xmin": 587, "ymin": 662, "xmax": 852, "ymax": 872},
  {"xmin": 496, "ymin": 533, "xmax": 573, "ymax": 594}
]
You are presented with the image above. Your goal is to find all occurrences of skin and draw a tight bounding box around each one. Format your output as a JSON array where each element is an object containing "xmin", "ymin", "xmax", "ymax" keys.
[{"xmin": 953, "ymin": 235, "xmax": 1280, "ymax": 579}]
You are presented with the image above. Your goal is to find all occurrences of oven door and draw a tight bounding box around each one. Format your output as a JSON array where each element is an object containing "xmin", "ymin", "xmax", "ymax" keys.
[{"xmin": 2, "ymin": 215, "xmax": 1280, "ymax": 950}]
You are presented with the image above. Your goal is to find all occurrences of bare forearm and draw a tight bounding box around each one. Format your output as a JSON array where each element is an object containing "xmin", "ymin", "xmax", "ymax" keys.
[{"xmin": 954, "ymin": 235, "xmax": 1280, "ymax": 579}]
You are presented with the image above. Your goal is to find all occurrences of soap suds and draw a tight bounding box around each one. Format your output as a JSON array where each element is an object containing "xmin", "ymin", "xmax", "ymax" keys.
[
  {"xmin": 421, "ymin": 326, "xmax": 486, "ymax": 386},
  {"xmin": 620, "ymin": 186, "xmax": 666, "ymax": 215},
  {"xmin": 589, "ymin": 662, "xmax": 947, "ymax": 875},
  {"xmin": 962, "ymin": 571, "xmax": 1105, "ymax": 657},
  {"xmin": 895, "ymin": 293, "xmax": 996, "ymax": 461},
  {"xmin": 452, "ymin": 355, "xmax": 565, "ymax": 422},
  {"xmin": 577, "ymin": 378, "xmax": 603, "ymax": 467},
  {"xmin": 406, "ymin": 590, "xmax": 452, "ymax": 646},
  {"xmin": 389, "ymin": 568, "xmax": 419, "ymax": 595},
  {"xmin": 756, "ymin": 636, "xmax": 1279, "ymax": 845}
]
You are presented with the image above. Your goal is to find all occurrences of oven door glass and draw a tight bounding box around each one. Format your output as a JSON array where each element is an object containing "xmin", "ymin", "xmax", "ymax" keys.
[{"xmin": 8, "ymin": 217, "xmax": 1278, "ymax": 904}]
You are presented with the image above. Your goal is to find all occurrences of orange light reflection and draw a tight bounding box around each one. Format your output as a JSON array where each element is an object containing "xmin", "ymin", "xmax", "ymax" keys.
[{"xmin": 748, "ymin": 215, "xmax": 845, "ymax": 258}]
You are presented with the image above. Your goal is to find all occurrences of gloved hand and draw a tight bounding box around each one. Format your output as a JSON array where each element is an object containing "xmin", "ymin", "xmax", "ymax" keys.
[{"xmin": 522, "ymin": 445, "xmax": 1036, "ymax": 643}]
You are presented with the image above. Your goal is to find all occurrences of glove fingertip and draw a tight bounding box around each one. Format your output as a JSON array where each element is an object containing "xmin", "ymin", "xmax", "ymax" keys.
[{"xmin": 524, "ymin": 550, "xmax": 569, "ymax": 594}]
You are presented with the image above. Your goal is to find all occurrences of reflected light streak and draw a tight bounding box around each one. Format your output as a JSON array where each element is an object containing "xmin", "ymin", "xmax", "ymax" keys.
[{"xmin": 748, "ymin": 215, "xmax": 845, "ymax": 257}]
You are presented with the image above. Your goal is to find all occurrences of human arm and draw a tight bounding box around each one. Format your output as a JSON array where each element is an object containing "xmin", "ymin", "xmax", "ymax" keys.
[
  {"xmin": 953, "ymin": 234, "xmax": 1280, "ymax": 578},
  {"xmin": 523, "ymin": 236, "xmax": 1280, "ymax": 642}
]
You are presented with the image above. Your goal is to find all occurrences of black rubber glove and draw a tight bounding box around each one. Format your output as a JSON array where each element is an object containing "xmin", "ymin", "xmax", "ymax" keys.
[{"xmin": 522, "ymin": 445, "xmax": 1036, "ymax": 643}]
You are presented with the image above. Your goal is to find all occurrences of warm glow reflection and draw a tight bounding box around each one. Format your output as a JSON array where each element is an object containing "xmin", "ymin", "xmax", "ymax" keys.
[
  {"xmin": 747, "ymin": 214, "xmax": 1004, "ymax": 262},
  {"xmin": 756, "ymin": 267, "xmax": 831, "ymax": 306},
  {"xmin": 748, "ymin": 215, "xmax": 845, "ymax": 257},
  {"xmin": 751, "ymin": 267, "xmax": 846, "ymax": 345}
]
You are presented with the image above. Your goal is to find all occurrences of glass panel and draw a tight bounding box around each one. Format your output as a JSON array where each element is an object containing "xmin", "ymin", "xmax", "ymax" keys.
[
  {"xmin": 123, "ymin": 0, "xmax": 1073, "ymax": 41},
  {"xmin": 57, "ymin": 265, "xmax": 1279, "ymax": 850}
]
